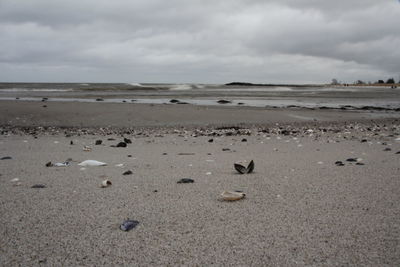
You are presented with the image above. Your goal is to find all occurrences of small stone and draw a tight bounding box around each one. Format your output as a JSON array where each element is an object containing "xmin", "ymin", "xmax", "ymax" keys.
[
  {"xmin": 356, "ymin": 162, "xmax": 365, "ymax": 166},
  {"xmin": 31, "ymin": 184, "xmax": 46, "ymax": 188},
  {"xmin": 95, "ymin": 140, "xmax": 102, "ymax": 145},
  {"xmin": 124, "ymin": 138, "xmax": 132, "ymax": 144},
  {"xmin": 70, "ymin": 140, "xmax": 73, "ymax": 145},
  {"xmin": 208, "ymin": 138, "xmax": 214, "ymax": 143},
  {"xmin": 241, "ymin": 138, "xmax": 247, "ymax": 142},
  {"xmin": 177, "ymin": 178, "xmax": 194, "ymax": 184},
  {"xmin": 383, "ymin": 147, "xmax": 392, "ymax": 151},
  {"xmin": 1, "ymin": 156, "xmax": 12, "ymax": 160},
  {"xmin": 120, "ymin": 219, "xmax": 139, "ymax": 231},
  {"xmin": 123, "ymin": 170, "xmax": 133, "ymax": 175},
  {"xmin": 335, "ymin": 161, "xmax": 345, "ymax": 166},
  {"xmin": 222, "ymin": 148, "xmax": 230, "ymax": 151},
  {"xmin": 116, "ymin": 142, "xmax": 127, "ymax": 147},
  {"xmin": 45, "ymin": 161, "xmax": 53, "ymax": 167},
  {"xmin": 346, "ymin": 158, "xmax": 357, "ymax": 162}
]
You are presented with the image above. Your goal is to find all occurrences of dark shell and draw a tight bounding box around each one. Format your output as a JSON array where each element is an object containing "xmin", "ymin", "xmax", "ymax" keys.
[
  {"xmin": 120, "ymin": 220, "xmax": 139, "ymax": 231},
  {"xmin": 177, "ymin": 178, "xmax": 194, "ymax": 184},
  {"xmin": 234, "ymin": 160, "xmax": 254, "ymax": 174}
]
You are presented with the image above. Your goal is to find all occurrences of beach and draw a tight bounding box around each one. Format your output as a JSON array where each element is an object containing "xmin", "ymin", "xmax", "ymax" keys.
[{"xmin": 1, "ymin": 100, "xmax": 400, "ymax": 266}]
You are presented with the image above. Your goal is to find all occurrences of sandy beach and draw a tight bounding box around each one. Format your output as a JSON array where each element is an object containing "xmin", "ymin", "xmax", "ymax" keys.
[{"xmin": 1, "ymin": 101, "xmax": 400, "ymax": 266}]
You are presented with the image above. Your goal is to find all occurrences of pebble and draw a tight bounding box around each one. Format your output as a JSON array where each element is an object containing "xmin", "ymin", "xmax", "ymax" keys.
[
  {"xmin": 95, "ymin": 140, "xmax": 102, "ymax": 145},
  {"xmin": 177, "ymin": 178, "xmax": 194, "ymax": 183},
  {"xmin": 115, "ymin": 142, "xmax": 127, "ymax": 147},
  {"xmin": 123, "ymin": 170, "xmax": 133, "ymax": 175},
  {"xmin": 384, "ymin": 147, "xmax": 392, "ymax": 151},
  {"xmin": 1, "ymin": 156, "xmax": 12, "ymax": 160},
  {"xmin": 120, "ymin": 220, "xmax": 139, "ymax": 231},
  {"xmin": 335, "ymin": 161, "xmax": 345, "ymax": 166},
  {"xmin": 31, "ymin": 184, "xmax": 46, "ymax": 188},
  {"xmin": 124, "ymin": 138, "xmax": 132, "ymax": 144}
]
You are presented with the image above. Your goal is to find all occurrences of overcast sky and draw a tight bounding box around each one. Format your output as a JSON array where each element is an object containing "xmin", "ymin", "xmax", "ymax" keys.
[{"xmin": 0, "ymin": 0, "xmax": 399, "ymax": 84}]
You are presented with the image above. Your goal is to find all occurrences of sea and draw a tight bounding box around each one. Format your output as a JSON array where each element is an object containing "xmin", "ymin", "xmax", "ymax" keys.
[{"xmin": 0, "ymin": 82, "xmax": 399, "ymax": 110}]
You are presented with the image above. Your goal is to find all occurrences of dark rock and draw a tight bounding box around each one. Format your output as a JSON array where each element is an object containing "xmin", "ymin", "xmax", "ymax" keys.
[
  {"xmin": 241, "ymin": 138, "xmax": 247, "ymax": 142},
  {"xmin": 123, "ymin": 170, "xmax": 133, "ymax": 175},
  {"xmin": 361, "ymin": 139, "xmax": 368, "ymax": 143},
  {"xmin": 120, "ymin": 219, "xmax": 139, "ymax": 231},
  {"xmin": 346, "ymin": 158, "xmax": 357, "ymax": 162},
  {"xmin": 177, "ymin": 178, "xmax": 194, "ymax": 184},
  {"xmin": 222, "ymin": 148, "xmax": 231, "ymax": 151},
  {"xmin": 396, "ymin": 151, "xmax": 400, "ymax": 154},
  {"xmin": 127, "ymin": 155, "xmax": 132, "ymax": 157},
  {"xmin": 170, "ymin": 99, "xmax": 180, "ymax": 103},
  {"xmin": 335, "ymin": 161, "xmax": 345, "ymax": 166},
  {"xmin": 124, "ymin": 138, "xmax": 132, "ymax": 144},
  {"xmin": 1, "ymin": 156, "xmax": 12, "ymax": 160},
  {"xmin": 107, "ymin": 138, "xmax": 115, "ymax": 141},
  {"xmin": 208, "ymin": 138, "xmax": 214, "ymax": 143},
  {"xmin": 116, "ymin": 142, "xmax": 127, "ymax": 147},
  {"xmin": 95, "ymin": 140, "xmax": 102, "ymax": 145},
  {"xmin": 96, "ymin": 98, "xmax": 104, "ymax": 101},
  {"xmin": 176, "ymin": 102, "xmax": 189, "ymax": 104},
  {"xmin": 153, "ymin": 190, "xmax": 158, "ymax": 193},
  {"xmin": 217, "ymin": 99, "xmax": 231, "ymax": 104},
  {"xmin": 42, "ymin": 105, "xmax": 47, "ymax": 108},
  {"xmin": 383, "ymin": 147, "xmax": 392, "ymax": 151},
  {"xmin": 31, "ymin": 184, "xmax": 46, "ymax": 188},
  {"xmin": 45, "ymin": 161, "xmax": 53, "ymax": 167},
  {"xmin": 356, "ymin": 162, "xmax": 365, "ymax": 166},
  {"xmin": 70, "ymin": 140, "xmax": 73, "ymax": 145}
]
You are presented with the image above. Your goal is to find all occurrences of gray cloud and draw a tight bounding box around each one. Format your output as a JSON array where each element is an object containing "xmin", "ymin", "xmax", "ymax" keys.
[{"xmin": 0, "ymin": 0, "xmax": 399, "ymax": 83}]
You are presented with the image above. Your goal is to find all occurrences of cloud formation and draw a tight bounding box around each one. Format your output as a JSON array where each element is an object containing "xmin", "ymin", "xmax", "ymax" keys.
[{"xmin": 0, "ymin": 0, "xmax": 399, "ymax": 83}]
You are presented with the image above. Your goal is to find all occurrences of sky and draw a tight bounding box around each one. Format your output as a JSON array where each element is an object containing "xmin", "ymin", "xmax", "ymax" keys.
[{"xmin": 0, "ymin": 0, "xmax": 399, "ymax": 84}]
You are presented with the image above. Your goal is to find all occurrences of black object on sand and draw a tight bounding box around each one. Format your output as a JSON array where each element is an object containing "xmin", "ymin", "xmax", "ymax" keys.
[
  {"xmin": 234, "ymin": 160, "xmax": 254, "ymax": 174},
  {"xmin": 95, "ymin": 140, "xmax": 102, "ymax": 145},
  {"xmin": 123, "ymin": 170, "xmax": 133, "ymax": 175},
  {"xmin": 177, "ymin": 178, "xmax": 195, "ymax": 184},
  {"xmin": 31, "ymin": 184, "xmax": 46, "ymax": 188},
  {"xmin": 116, "ymin": 142, "xmax": 127, "ymax": 147},
  {"xmin": 120, "ymin": 219, "xmax": 139, "ymax": 231}
]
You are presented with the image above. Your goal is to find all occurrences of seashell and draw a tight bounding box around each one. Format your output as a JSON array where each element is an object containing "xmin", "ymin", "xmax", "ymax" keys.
[
  {"xmin": 100, "ymin": 180, "xmax": 112, "ymax": 188},
  {"xmin": 221, "ymin": 191, "xmax": 246, "ymax": 201},
  {"xmin": 234, "ymin": 160, "xmax": 254, "ymax": 174},
  {"xmin": 120, "ymin": 219, "xmax": 139, "ymax": 231},
  {"xmin": 54, "ymin": 162, "xmax": 70, "ymax": 167},
  {"xmin": 78, "ymin": 160, "xmax": 107, "ymax": 166},
  {"xmin": 83, "ymin": 146, "xmax": 92, "ymax": 152}
]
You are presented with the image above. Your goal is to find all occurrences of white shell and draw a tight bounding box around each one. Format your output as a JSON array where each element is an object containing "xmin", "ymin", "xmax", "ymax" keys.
[
  {"xmin": 221, "ymin": 191, "xmax": 246, "ymax": 201},
  {"xmin": 100, "ymin": 180, "xmax": 112, "ymax": 188},
  {"xmin": 54, "ymin": 162, "xmax": 69, "ymax": 167},
  {"xmin": 78, "ymin": 160, "xmax": 107, "ymax": 166},
  {"xmin": 83, "ymin": 146, "xmax": 92, "ymax": 152}
]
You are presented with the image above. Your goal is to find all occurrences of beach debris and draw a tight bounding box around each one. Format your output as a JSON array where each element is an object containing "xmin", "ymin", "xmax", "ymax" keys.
[
  {"xmin": 31, "ymin": 184, "xmax": 46, "ymax": 188},
  {"xmin": 383, "ymin": 147, "xmax": 392, "ymax": 151},
  {"xmin": 78, "ymin": 160, "xmax": 107, "ymax": 166},
  {"xmin": 124, "ymin": 138, "xmax": 132, "ymax": 144},
  {"xmin": 120, "ymin": 219, "xmax": 139, "ymax": 231},
  {"xmin": 83, "ymin": 146, "xmax": 92, "ymax": 152},
  {"xmin": 234, "ymin": 160, "xmax": 254, "ymax": 174},
  {"xmin": 335, "ymin": 161, "xmax": 345, "ymax": 166},
  {"xmin": 95, "ymin": 140, "xmax": 102, "ymax": 145},
  {"xmin": 217, "ymin": 99, "xmax": 231, "ymax": 104},
  {"xmin": 123, "ymin": 170, "xmax": 133, "ymax": 175},
  {"xmin": 54, "ymin": 162, "xmax": 70, "ymax": 167},
  {"xmin": 177, "ymin": 178, "xmax": 194, "ymax": 184},
  {"xmin": 221, "ymin": 191, "xmax": 246, "ymax": 201},
  {"xmin": 115, "ymin": 142, "xmax": 127, "ymax": 148},
  {"xmin": 1, "ymin": 156, "xmax": 12, "ymax": 160},
  {"xmin": 361, "ymin": 139, "xmax": 368, "ymax": 143},
  {"xmin": 100, "ymin": 180, "xmax": 112, "ymax": 188}
]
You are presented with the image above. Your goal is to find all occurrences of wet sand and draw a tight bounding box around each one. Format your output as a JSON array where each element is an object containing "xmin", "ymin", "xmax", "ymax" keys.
[{"xmin": 1, "ymin": 100, "xmax": 400, "ymax": 266}]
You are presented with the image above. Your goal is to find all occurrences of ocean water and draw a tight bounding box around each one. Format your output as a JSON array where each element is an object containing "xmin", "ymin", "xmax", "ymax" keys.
[{"xmin": 0, "ymin": 82, "xmax": 399, "ymax": 110}]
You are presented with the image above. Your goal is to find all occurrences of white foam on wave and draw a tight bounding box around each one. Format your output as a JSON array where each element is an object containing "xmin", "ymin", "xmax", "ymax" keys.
[
  {"xmin": 169, "ymin": 84, "xmax": 193, "ymax": 91},
  {"xmin": 129, "ymin": 83, "xmax": 145, "ymax": 87},
  {"xmin": 0, "ymin": 88, "xmax": 74, "ymax": 92}
]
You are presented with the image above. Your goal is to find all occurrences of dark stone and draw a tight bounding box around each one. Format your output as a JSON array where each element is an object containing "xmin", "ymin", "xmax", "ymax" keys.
[
  {"xmin": 45, "ymin": 161, "xmax": 53, "ymax": 167},
  {"xmin": 176, "ymin": 102, "xmax": 189, "ymax": 104},
  {"xmin": 346, "ymin": 158, "xmax": 357, "ymax": 162},
  {"xmin": 96, "ymin": 98, "xmax": 104, "ymax": 101},
  {"xmin": 217, "ymin": 99, "xmax": 231, "ymax": 104},
  {"xmin": 31, "ymin": 184, "xmax": 46, "ymax": 188},
  {"xmin": 95, "ymin": 140, "xmax": 102, "ymax": 145},
  {"xmin": 335, "ymin": 161, "xmax": 345, "ymax": 166},
  {"xmin": 107, "ymin": 138, "xmax": 115, "ymax": 141},
  {"xmin": 361, "ymin": 139, "xmax": 368, "ymax": 143},
  {"xmin": 222, "ymin": 148, "xmax": 231, "ymax": 151},
  {"xmin": 170, "ymin": 99, "xmax": 180, "ymax": 103},
  {"xmin": 356, "ymin": 162, "xmax": 365, "ymax": 166},
  {"xmin": 153, "ymin": 190, "xmax": 158, "ymax": 193},
  {"xmin": 1, "ymin": 156, "xmax": 12, "ymax": 160},
  {"xmin": 123, "ymin": 170, "xmax": 133, "ymax": 175},
  {"xmin": 127, "ymin": 155, "xmax": 132, "ymax": 157},
  {"xmin": 177, "ymin": 178, "xmax": 194, "ymax": 184},
  {"xmin": 70, "ymin": 140, "xmax": 73, "ymax": 145},
  {"xmin": 396, "ymin": 151, "xmax": 400, "ymax": 154},
  {"xmin": 116, "ymin": 142, "xmax": 127, "ymax": 147},
  {"xmin": 241, "ymin": 138, "xmax": 247, "ymax": 142},
  {"xmin": 384, "ymin": 147, "xmax": 392, "ymax": 151},
  {"xmin": 124, "ymin": 138, "xmax": 132, "ymax": 144},
  {"xmin": 208, "ymin": 138, "xmax": 214, "ymax": 143},
  {"xmin": 120, "ymin": 219, "xmax": 139, "ymax": 231}
]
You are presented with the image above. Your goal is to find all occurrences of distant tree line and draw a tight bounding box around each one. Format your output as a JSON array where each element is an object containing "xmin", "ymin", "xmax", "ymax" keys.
[{"xmin": 331, "ymin": 77, "xmax": 398, "ymax": 86}]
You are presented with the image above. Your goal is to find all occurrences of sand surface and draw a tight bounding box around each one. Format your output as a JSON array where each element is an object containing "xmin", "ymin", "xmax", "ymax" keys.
[{"xmin": 1, "ymin": 100, "xmax": 400, "ymax": 266}]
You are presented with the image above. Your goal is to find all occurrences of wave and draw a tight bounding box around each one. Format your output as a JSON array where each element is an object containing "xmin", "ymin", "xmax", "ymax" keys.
[{"xmin": 0, "ymin": 88, "xmax": 74, "ymax": 92}]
